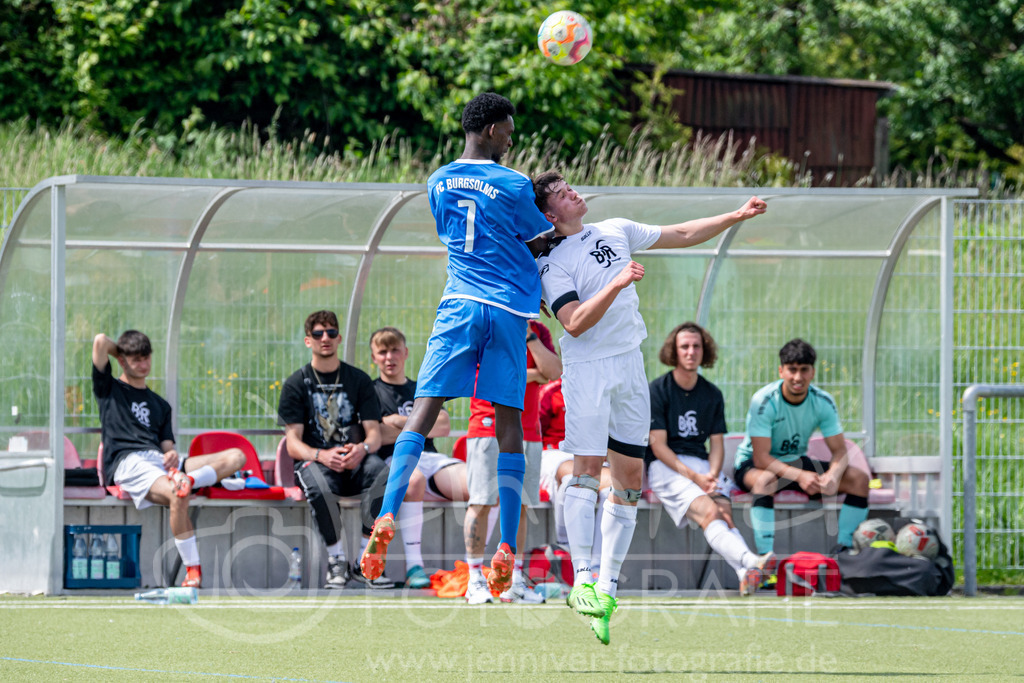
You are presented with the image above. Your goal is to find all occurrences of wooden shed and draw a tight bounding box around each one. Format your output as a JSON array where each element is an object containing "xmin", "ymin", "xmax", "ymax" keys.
[{"xmin": 634, "ymin": 69, "xmax": 896, "ymax": 186}]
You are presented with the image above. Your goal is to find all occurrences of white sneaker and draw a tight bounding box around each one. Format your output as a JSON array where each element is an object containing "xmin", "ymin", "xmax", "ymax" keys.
[
  {"xmin": 500, "ymin": 576, "xmax": 545, "ymax": 604},
  {"xmin": 465, "ymin": 575, "xmax": 494, "ymax": 605}
]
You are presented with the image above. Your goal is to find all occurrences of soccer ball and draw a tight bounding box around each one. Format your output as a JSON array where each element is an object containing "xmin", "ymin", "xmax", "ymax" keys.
[
  {"xmin": 537, "ymin": 11, "xmax": 593, "ymax": 66},
  {"xmin": 852, "ymin": 518, "xmax": 895, "ymax": 551},
  {"xmin": 895, "ymin": 522, "xmax": 939, "ymax": 560}
]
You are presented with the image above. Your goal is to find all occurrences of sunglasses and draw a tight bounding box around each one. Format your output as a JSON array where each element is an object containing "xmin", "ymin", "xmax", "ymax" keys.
[{"xmin": 310, "ymin": 329, "xmax": 340, "ymax": 339}]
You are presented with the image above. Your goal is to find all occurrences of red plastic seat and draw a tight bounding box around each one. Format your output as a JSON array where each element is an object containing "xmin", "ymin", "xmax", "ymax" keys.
[
  {"xmin": 96, "ymin": 443, "xmax": 132, "ymax": 500},
  {"xmin": 452, "ymin": 435, "xmax": 467, "ymax": 462},
  {"xmin": 188, "ymin": 431, "xmax": 285, "ymax": 500},
  {"xmin": 274, "ymin": 437, "xmax": 306, "ymax": 501}
]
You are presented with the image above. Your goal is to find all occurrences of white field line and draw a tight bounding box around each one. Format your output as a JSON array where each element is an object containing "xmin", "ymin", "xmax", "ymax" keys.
[{"xmin": 1, "ymin": 598, "xmax": 1023, "ymax": 611}]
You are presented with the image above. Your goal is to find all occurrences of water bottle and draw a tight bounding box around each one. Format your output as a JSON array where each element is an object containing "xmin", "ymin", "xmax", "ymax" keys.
[
  {"xmin": 288, "ymin": 547, "xmax": 302, "ymax": 588},
  {"xmin": 104, "ymin": 534, "xmax": 121, "ymax": 580},
  {"xmin": 71, "ymin": 533, "xmax": 88, "ymax": 580},
  {"xmin": 533, "ymin": 582, "xmax": 569, "ymax": 600},
  {"xmin": 89, "ymin": 534, "xmax": 105, "ymax": 579},
  {"xmin": 134, "ymin": 587, "xmax": 198, "ymax": 605}
]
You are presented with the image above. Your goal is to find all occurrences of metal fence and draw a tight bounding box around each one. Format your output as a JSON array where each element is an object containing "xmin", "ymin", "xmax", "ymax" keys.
[{"xmin": 952, "ymin": 200, "xmax": 1024, "ymax": 579}]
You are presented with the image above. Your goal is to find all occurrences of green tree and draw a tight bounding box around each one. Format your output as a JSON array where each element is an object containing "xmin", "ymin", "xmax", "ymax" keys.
[{"xmin": 686, "ymin": 0, "xmax": 1024, "ymax": 177}]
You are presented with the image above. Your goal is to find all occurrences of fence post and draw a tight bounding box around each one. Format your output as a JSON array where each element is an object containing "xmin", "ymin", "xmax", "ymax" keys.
[{"xmin": 960, "ymin": 384, "xmax": 1024, "ymax": 597}]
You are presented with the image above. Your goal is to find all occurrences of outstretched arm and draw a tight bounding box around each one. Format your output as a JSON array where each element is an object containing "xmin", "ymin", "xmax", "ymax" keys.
[{"xmin": 650, "ymin": 196, "xmax": 767, "ymax": 250}]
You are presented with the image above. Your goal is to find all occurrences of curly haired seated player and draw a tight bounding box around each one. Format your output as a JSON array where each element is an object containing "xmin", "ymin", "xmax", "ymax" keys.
[{"xmin": 647, "ymin": 322, "xmax": 775, "ymax": 596}]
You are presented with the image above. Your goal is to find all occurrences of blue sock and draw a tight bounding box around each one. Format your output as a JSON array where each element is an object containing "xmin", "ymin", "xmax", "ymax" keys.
[
  {"xmin": 751, "ymin": 497, "xmax": 775, "ymax": 555},
  {"xmin": 837, "ymin": 495, "xmax": 869, "ymax": 547},
  {"xmin": 496, "ymin": 452, "xmax": 526, "ymax": 555},
  {"xmin": 378, "ymin": 432, "xmax": 425, "ymax": 518}
]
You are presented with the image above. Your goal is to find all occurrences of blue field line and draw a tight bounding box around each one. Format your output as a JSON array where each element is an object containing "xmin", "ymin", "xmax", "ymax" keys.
[
  {"xmin": 0, "ymin": 656, "xmax": 347, "ymax": 682},
  {"xmin": 642, "ymin": 607, "xmax": 1024, "ymax": 637}
]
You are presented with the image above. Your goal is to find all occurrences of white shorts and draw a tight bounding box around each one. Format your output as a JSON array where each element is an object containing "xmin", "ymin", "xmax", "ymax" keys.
[
  {"xmin": 648, "ymin": 454, "xmax": 738, "ymax": 526},
  {"xmin": 539, "ymin": 447, "xmax": 574, "ymax": 499},
  {"xmin": 113, "ymin": 450, "xmax": 168, "ymax": 510},
  {"xmin": 418, "ymin": 451, "xmax": 462, "ymax": 502},
  {"xmin": 562, "ymin": 348, "xmax": 650, "ymax": 457},
  {"xmin": 466, "ymin": 438, "xmax": 542, "ymax": 506}
]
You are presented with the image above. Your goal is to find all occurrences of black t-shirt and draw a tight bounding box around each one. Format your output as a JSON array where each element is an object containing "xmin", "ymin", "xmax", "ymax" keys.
[
  {"xmin": 277, "ymin": 362, "xmax": 381, "ymax": 457},
  {"xmin": 373, "ymin": 377, "xmax": 435, "ymax": 459},
  {"xmin": 646, "ymin": 372, "xmax": 727, "ymax": 466},
  {"xmin": 92, "ymin": 363, "xmax": 174, "ymax": 486}
]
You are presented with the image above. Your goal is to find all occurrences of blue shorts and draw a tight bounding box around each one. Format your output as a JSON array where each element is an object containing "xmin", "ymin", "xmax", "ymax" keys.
[{"xmin": 416, "ymin": 297, "xmax": 528, "ymax": 410}]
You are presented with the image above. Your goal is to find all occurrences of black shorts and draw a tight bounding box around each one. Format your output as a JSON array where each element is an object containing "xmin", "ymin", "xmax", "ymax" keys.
[{"xmin": 735, "ymin": 454, "xmax": 826, "ymax": 496}]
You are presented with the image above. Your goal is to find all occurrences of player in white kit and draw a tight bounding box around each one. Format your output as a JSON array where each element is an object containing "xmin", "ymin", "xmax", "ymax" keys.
[{"xmin": 533, "ymin": 171, "xmax": 766, "ymax": 644}]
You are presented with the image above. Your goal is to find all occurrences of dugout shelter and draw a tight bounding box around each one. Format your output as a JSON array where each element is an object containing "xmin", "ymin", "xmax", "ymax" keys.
[{"xmin": 0, "ymin": 175, "xmax": 975, "ymax": 593}]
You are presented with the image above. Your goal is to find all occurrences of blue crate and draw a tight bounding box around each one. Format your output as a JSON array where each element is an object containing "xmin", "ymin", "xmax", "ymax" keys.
[{"xmin": 64, "ymin": 524, "xmax": 141, "ymax": 589}]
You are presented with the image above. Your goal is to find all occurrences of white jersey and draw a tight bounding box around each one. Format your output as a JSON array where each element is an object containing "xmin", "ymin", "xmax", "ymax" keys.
[{"xmin": 537, "ymin": 217, "xmax": 661, "ymax": 363}]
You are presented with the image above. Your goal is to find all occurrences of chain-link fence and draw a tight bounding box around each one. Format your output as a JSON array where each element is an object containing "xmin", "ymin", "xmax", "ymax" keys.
[{"xmin": 953, "ymin": 200, "xmax": 1024, "ymax": 580}]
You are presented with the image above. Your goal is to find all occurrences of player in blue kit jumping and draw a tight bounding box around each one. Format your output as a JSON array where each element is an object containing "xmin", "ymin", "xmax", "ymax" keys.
[{"xmin": 360, "ymin": 93, "xmax": 553, "ymax": 593}]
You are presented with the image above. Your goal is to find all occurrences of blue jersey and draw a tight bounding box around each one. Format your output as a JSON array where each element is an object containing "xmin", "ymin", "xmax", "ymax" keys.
[
  {"xmin": 427, "ymin": 159, "xmax": 552, "ymax": 318},
  {"xmin": 734, "ymin": 380, "xmax": 843, "ymax": 470}
]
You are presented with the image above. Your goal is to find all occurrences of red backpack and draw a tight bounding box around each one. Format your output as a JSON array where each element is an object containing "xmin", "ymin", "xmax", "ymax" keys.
[
  {"xmin": 777, "ymin": 551, "xmax": 842, "ymax": 596},
  {"xmin": 525, "ymin": 544, "xmax": 573, "ymax": 586}
]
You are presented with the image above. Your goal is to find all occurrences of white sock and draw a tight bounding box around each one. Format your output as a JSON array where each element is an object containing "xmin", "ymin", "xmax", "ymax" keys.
[
  {"xmin": 359, "ymin": 536, "xmax": 369, "ymax": 557},
  {"xmin": 468, "ymin": 559, "xmax": 484, "ymax": 583},
  {"xmin": 730, "ymin": 527, "xmax": 759, "ymax": 567},
  {"xmin": 325, "ymin": 540, "xmax": 344, "ymax": 561},
  {"xmin": 190, "ymin": 465, "xmax": 218, "ymax": 489},
  {"xmin": 564, "ymin": 486, "xmax": 598, "ymax": 585},
  {"xmin": 596, "ymin": 501, "xmax": 637, "ymax": 598},
  {"xmin": 398, "ymin": 500, "xmax": 424, "ymax": 568},
  {"xmin": 591, "ymin": 487, "xmax": 609, "ymax": 577},
  {"xmin": 174, "ymin": 536, "xmax": 200, "ymax": 566},
  {"xmin": 554, "ymin": 476, "xmax": 572, "ymax": 545},
  {"xmin": 705, "ymin": 519, "xmax": 755, "ymax": 573}
]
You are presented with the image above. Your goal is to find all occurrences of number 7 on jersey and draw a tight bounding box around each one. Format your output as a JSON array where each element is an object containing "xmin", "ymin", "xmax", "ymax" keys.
[{"xmin": 458, "ymin": 199, "xmax": 476, "ymax": 253}]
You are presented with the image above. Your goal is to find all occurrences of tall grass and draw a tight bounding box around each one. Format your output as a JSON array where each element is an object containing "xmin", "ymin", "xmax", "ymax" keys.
[{"xmin": 4, "ymin": 116, "xmax": 1019, "ymax": 196}]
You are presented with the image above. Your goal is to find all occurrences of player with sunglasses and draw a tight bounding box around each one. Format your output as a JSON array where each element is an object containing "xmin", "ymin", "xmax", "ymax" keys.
[{"xmin": 277, "ymin": 310, "xmax": 394, "ymax": 588}]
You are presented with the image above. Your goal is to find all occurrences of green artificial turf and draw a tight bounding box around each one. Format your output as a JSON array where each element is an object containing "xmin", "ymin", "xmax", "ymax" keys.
[{"xmin": 1, "ymin": 594, "xmax": 1022, "ymax": 681}]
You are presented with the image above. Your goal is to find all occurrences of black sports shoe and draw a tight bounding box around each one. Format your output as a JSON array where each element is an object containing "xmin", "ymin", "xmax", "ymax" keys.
[
  {"xmin": 325, "ymin": 555, "xmax": 350, "ymax": 589},
  {"xmin": 350, "ymin": 562, "xmax": 396, "ymax": 589}
]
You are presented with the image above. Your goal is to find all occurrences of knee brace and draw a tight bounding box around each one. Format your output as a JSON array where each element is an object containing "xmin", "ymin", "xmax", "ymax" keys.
[
  {"xmin": 611, "ymin": 487, "xmax": 642, "ymax": 503},
  {"xmin": 568, "ymin": 474, "xmax": 600, "ymax": 493}
]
